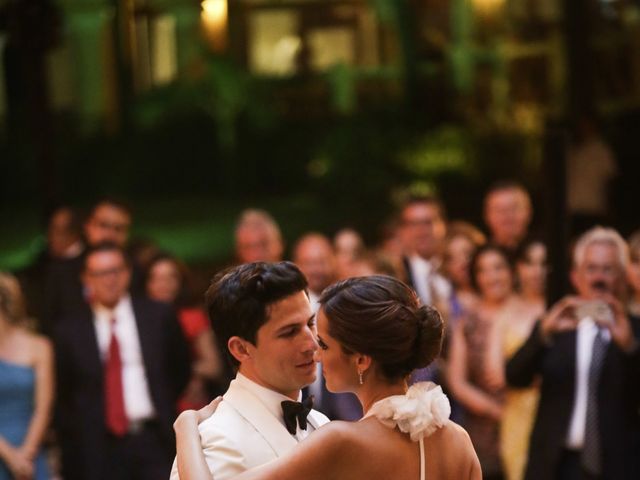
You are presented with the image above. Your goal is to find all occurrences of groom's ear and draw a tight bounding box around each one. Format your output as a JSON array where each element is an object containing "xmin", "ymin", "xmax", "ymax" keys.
[{"xmin": 228, "ymin": 336, "xmax": 252, "ymax": 363}]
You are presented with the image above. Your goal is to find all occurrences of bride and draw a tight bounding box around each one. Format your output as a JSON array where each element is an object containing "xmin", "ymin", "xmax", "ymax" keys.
[{"xmin": 174, "ymin": 275, "xmax": 481, "ymax": 480}]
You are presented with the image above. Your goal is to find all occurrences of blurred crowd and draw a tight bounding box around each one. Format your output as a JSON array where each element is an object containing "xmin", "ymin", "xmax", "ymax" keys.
[{"xmin": 1, "ymin": 180, "xmax": 639, "ymax": 480}]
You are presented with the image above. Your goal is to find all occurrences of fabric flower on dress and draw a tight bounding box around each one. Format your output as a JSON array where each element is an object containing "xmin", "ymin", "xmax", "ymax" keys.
[{"xmin": 365, "ymin": 382, "xmax": 451, "ymax": 442}]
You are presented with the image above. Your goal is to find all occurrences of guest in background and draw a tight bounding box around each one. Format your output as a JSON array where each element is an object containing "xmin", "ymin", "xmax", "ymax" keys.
[
  {"xmin": 448, "ymin": 245, "xmax": 521, "ymax": 479},
  {"xmin": 292, "ymin": 234, "xmax": 337, "ymax": 311},
  {"xmin": 17, "ymin": 205, "xmax": 83, "ymax": 325},
  {"xmin": 507, "ymin": 227, "xmax": 640, "ymax": 480},
  {"xmin": 234, "ymin": 209, "xmax": 284, "ymax": 265},
  {"xmin": 377, "ymin": 216, "xmax": 406, "ymax": 278},
  {"xmin": 398, "ymin": 195, "xmax": 451, "ymax": 311},
  {"xmin": 438, "ymin": 222, "xmax": 485, "ymax": 423},
  {"xmin": 145, "ymin": 253, "xmax": 223, "ymax": 410},
  {"xmin": 626, "ymin": 230, "xmax": 640, "ymax": 317},
  {"xmin": 514, "ymin": 238, "xmax": 547, "ymax": 309},
  {"xmin": 44, "ymin": 198, "xmax": 133, "ymax": 334},
  {"xmin": 333, "ymin": 228, "xmax": 366, "ymax": 280},
  {"xmin": 483, "ymin": 181, "xmax": 532, "ymax": 252},
  {"xmin": 54, "ymin": 243, "xmax": 190, "ymax": 480},
  {"xmin": 442, "ymin": 221, "xmax": 486, "ymax": 321},
  {"xmin": 292, "ymin": 233, "xmax": 362, "ymax": 420},
  {"xmin": 348, "ymin": 251, "xmax": 399, "ymax": 279},
  {"xmin": 484, "ymin": 239, "xmax": 547, "ymax": 480},
  {"xmin": 567, "ymin": 115, "xmax": 618, "ymax": 236},
  {"xmin": 0, "ymin": 273, "xmax": 54, "ymax": 480}
]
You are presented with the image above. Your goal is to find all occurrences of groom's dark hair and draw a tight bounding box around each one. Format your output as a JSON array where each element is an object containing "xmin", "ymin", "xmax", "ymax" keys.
[{"xmin": 206, "ymin": 261, "xmax": 308, "ymax": 367}]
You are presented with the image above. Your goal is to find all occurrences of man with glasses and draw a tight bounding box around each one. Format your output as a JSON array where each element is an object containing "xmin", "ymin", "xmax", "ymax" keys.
[{"xmin": 54, "ymin": 242, "xmax": 190, "ymax": 480}]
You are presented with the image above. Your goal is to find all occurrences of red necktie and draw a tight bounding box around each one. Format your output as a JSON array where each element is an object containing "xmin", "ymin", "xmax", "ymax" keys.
[{"xmin": 105, "ymin": 317, "xmax": 128, "ymax": 436}]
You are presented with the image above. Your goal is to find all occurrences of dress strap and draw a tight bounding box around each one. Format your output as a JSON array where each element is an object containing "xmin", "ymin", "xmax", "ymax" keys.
[{"xmin": 419, "ymin": 437, "xmax": 425, "ymax": 480}]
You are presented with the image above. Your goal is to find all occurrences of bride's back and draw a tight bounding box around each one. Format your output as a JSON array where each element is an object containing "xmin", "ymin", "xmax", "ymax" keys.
[{"xmin": 321, "ymin": 418, "xmax": 480, "ymax": 480}]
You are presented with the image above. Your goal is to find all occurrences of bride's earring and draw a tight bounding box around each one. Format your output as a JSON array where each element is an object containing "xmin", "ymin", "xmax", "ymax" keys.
[{"xmin": 358, "ymin": 369, "xmax": 364, "ymax": 385}]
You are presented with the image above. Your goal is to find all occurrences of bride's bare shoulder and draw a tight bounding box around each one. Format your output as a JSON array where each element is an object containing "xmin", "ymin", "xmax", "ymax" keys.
[
  {"xmin": 430, "ymin": 420, "xmax": 474, "ymax": 449},
  {"xmin": 427, "ymin": 421, "xmax": 480, "ymax": 471}
]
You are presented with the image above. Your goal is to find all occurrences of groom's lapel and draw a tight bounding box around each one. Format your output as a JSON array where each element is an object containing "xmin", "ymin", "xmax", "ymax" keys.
[{"xmin": 223, "ymin": 381, "xmax": 298, "ymax": 457}]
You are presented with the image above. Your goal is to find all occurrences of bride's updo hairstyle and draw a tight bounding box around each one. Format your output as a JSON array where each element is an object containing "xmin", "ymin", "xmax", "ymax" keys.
[{"xmin": 319, "ymin": 275, "xmax": 444, "ymax": 382}]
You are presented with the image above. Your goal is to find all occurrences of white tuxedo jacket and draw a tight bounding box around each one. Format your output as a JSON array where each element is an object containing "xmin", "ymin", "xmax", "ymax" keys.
[{"xmin": 169, "ymin": 378, "xmax": 330, "ymax": 479}]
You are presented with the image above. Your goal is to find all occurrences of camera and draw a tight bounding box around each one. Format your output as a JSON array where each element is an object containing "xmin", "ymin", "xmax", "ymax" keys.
[{"xmin": 575, "ymin": 300, "xmax": 614, "ymax": 325}]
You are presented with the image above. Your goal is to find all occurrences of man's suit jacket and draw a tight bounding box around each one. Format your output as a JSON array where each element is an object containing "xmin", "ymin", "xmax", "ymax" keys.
[
  {"xmin": 506, "ymin": 320, "xmax": 640, "ymax": 480},
  {"xmin": 54, "ymin": 297, "xmax": 191, "ymax": 480},
  {"xmin": 170, "ymin": 377, "xmax": 330, "ymax": 480}
]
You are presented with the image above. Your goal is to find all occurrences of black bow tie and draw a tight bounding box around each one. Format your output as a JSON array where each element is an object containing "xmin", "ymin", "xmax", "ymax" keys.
[{"xmin": 281, "ymin": 396, "xmax": 314, "ymax": 435}]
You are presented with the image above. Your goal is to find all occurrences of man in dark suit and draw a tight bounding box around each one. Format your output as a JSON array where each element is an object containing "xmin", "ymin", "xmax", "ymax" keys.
[
  {"xmin": 507, "ymin": 226, "xmax": 640, "ymax": 480},
  {"xmin": 54, "ymin": 242, "xmax": 190, "ymax": 480},
  {"xmin": 16, "ymin": 205, "xmax": 83, "ymax": 323}
]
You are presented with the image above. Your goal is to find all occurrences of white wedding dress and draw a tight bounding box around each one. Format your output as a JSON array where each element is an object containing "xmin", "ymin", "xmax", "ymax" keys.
[{"xmin": 362, "ymin": 382, "xmax": 451, "ymax": 480}]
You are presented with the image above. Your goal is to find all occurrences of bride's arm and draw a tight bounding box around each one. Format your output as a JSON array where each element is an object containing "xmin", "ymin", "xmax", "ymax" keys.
[{"xmin": 174, "ymin": 407, "xmax": 216, "ymax": 480}]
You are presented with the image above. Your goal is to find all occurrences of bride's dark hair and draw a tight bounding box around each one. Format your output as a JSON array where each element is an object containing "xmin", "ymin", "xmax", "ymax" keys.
[{"xmin": 319, "ymin": 275, "xmax": 443, "ymax": 382}]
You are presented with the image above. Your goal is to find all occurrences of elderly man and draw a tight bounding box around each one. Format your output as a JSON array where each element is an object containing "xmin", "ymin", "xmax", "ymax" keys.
[
  {"xmin": 292, "ymin": 233, "xmax": 336, "ymax": 310},
  {"xmin": 507, "ymin": 227, "xmax": 640, "ymax": 480},
  {"xmin": 483, "ymin": 181, "xmax": 533, "ymax": 251},
  {"xmin": 234, "ymin": 209, "xmax": 284, "ymax": 264}
]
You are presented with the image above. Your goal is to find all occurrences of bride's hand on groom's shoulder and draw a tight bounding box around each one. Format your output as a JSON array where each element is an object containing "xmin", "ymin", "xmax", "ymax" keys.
[
  {"xmin": 174, "ymin": 397, "xmax": 223, "ymax": 433},
  {"xmin": 196, "ymin": 397, "xmax": 223, "ymax": 423}
]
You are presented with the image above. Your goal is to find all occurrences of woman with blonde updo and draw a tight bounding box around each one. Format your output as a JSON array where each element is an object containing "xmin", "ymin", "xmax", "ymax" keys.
[
  {"xmin": 0, "ymin": 273, "xmax": 54, "ymax": 479},
  {"xmin": 175, "ymin": 275, "xmax": 481, "ymax": 480}
]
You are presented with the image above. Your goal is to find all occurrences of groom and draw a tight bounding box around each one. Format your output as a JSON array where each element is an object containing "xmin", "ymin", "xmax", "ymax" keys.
[{"xmin": 170, "ymin": 261, "xmax": 330, "ymax": 479}]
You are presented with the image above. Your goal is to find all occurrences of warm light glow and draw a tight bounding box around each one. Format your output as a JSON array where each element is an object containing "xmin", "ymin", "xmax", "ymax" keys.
[
  {"xmin": 201, "ymin": 0, "xmax": 228, "ymax": 51},
  {"xmin": 202, "ymin": 0, "xmax": 227, "ymax": 21},
  {"xmin": 472, "ymin": 0, "xmax": 505, "ymax": 16}
]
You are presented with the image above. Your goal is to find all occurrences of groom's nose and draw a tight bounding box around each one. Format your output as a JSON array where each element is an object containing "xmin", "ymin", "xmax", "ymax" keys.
[{"xmin": 301, "ymin": 325, "xmax": 319, "ymax": 353}]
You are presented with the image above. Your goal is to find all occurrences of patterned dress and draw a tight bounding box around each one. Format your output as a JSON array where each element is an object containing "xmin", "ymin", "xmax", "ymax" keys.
[{"xmin": 461, "ymin": 311, "xmax": 504, "ymax": 478}]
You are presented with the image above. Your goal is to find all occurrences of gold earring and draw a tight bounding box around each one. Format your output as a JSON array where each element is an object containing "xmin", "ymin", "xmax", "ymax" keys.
[{"xmin": 358, "ymin": 369, "xmax": 364, "ymax": 385}]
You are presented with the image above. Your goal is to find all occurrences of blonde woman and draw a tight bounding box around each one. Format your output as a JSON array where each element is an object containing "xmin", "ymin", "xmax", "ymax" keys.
[
  {"xmin": 487, "ymin": 239, "xmax": 547, "ymax": 480},
  {"xmin": 0, "ymin": 273, "xmax": 54, "ymax": 479}
]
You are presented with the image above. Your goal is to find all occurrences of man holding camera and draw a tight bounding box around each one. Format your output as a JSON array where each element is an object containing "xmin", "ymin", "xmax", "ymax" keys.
[{"xmin": 507, "ymin": 226, "xmax": 640, "ymax": 480}]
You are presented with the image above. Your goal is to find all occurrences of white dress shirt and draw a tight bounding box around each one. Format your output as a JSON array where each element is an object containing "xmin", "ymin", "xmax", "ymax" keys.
[
  {"xmin": 235, "ymin": 373, "xmax": 312, "ymax": 441},
  {"xmin": 306, "ymin": 290, "xmax": 324, "ymax": 403},
  {"xmin": 308, "ymin": 291, "xmax": 321, "ymax": 314},
  {"xmin": 408, "ymin": 255, "xmax": 452, "ymax": 306},
  {"xmin": 93, "ymin": 295, "xmax": 156, "ymax": 422},
  {"xmin": 566, "ymin": 317, "xmax": 611, "ymax": 449}
]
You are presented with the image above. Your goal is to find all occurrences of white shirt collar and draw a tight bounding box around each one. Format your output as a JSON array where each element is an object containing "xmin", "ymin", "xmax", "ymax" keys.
[
  {"xmin": 576, "ymin": 316, "xmax": 611, "ymax": 342},
  {"xmin": 93, "ymin": 294, "xmax": 133, "ymax": 319},
  {"xmin": 308, "ymin": 291, "xmax": 321, "ymax": 314},
  {"xmin": 409, "ymin": 254, "xmax": 433, "ymax": 272},
  {"xmin": 235, "ymin": 372, "xmax": 302, "ymax": 423}
]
